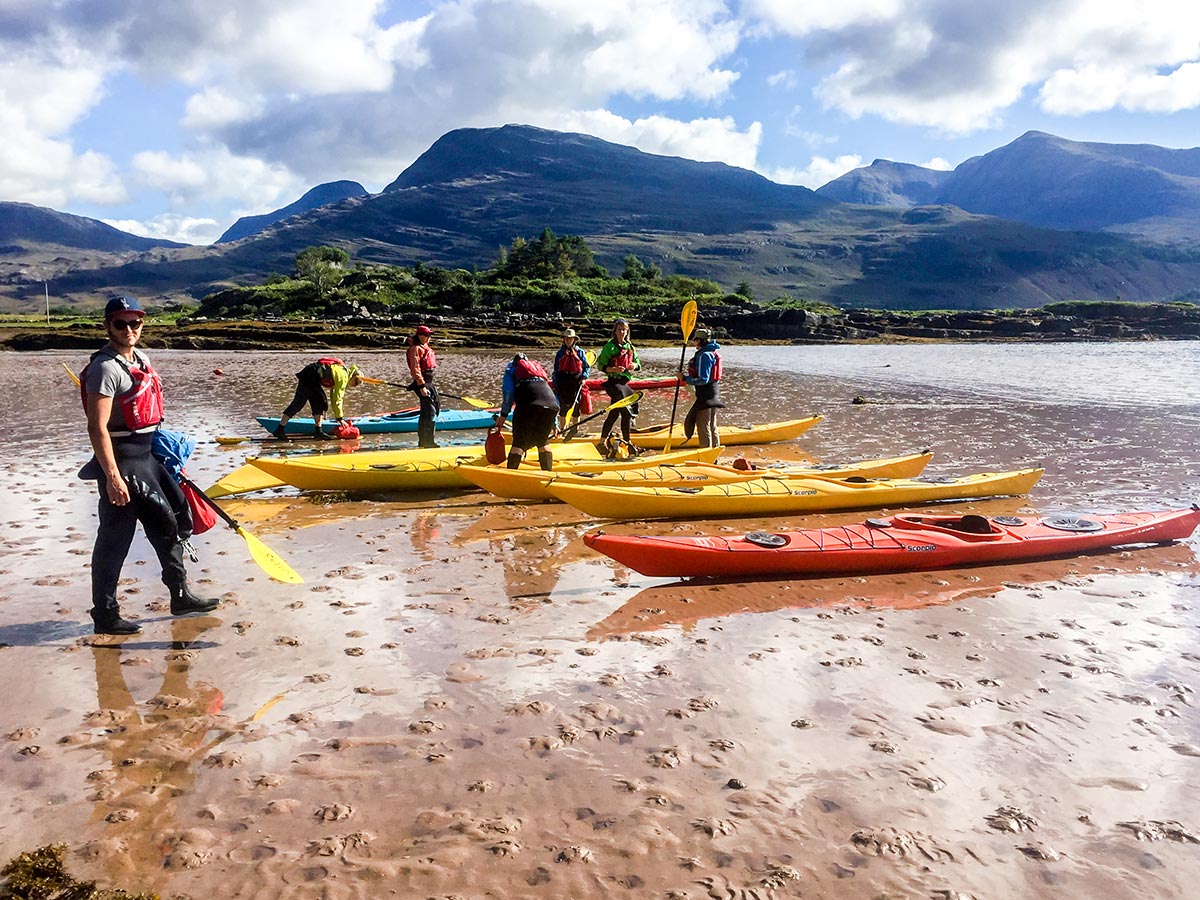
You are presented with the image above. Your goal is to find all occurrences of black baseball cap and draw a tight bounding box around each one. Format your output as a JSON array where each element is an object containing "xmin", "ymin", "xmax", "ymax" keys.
[{"xmin": 104, "ymin": 295, "xmax": 145, "ymax": 319}]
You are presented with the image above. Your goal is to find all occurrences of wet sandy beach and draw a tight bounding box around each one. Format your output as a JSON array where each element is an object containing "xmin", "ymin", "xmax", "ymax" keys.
[{"xmin": 2, "ymin": 344, "xmax": 1199, "ymax": 899}]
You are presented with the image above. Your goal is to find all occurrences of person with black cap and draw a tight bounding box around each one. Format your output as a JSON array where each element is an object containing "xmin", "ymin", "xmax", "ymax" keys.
[
  {"xmin": 494, "ymin": 353, "xmax": 559, "ymax": 470},
  {"xmin": 551, "ymin": 327, "xmax": 590, "ymax": 432},
  {"xmin": 681, "ymin": 327, "xmax": 724, "ymax": 448},
  {"xmin": 407, "ymin": 325, "xmax": 439, "ymax": 448},
  {"xmin": 273, "ymin": 358, "xmax": 362, "ymax": 439},
  {"xmin": 593, "ymin": 318, "xmax": 641, "ymax": 449},
  {"xmin": 79, "ymin": 296, "xmax": 219, "ymax": 635}
]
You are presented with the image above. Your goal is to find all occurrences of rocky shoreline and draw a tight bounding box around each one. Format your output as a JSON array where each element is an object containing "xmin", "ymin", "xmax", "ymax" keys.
[{"xmin": 3, "ymin": 301, "xmax": 1198, "ymax": 351}]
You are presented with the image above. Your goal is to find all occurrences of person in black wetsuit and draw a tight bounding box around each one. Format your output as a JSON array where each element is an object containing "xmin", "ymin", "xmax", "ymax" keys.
[
  {"xmin": 80, "ymin": 296, "xmax": 219, "ymax": 635},
  {"xmin": 494, "ymin": 353, "xmax": 560, "ymax": 470},
  {"xmin": 682, "ymin": 328, "xmax": 724, "ymax": 447}
]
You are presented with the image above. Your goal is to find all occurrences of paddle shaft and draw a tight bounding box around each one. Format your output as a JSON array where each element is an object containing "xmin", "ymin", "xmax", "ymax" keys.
[
  {"xmin": 665, "ymin": 300, "xmax": 699, "ymax": 453},
  {"xmin": 179, "ymin": 473, "xmax": 243, "ymax": 532},
  {"xmin": 562, "ymin": 390, "xmax": 642, "ymax": 440}
]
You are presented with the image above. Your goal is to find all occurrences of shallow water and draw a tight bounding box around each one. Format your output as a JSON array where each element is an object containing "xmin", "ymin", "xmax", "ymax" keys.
[{"xmin": 1, "ymin": 342, "xmax": 1198, "ymax": 899}]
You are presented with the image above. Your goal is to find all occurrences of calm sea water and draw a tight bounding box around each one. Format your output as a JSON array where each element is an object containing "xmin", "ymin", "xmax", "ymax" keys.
[{"xmin": 4, "ymin": 340, "xmax": 1199, "ymax": 512}]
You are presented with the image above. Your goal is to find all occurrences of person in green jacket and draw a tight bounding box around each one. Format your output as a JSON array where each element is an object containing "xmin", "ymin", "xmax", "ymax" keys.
[
  {"xmin": 593, "ymin": 318, "xmax": 641, "ymax": 447},
  {"xmin": 274, "ymin": 357, "xmax": 362, "ymax": 439}
]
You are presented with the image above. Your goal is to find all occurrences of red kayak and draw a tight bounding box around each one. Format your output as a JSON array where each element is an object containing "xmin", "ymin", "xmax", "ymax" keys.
[
  {"xmin": 585, "ymin": 375, "xmax": 682, "ymax": 393},
  {"xmin": 583, "ymin": 506, "xmax": 1200, "ymax": 579}
]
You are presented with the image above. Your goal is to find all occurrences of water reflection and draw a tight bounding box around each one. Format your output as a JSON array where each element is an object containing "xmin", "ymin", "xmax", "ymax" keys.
[
  {"xmin": 84, "ymin": 617, "xmax": 226, "ymax": 884},
  {"xmin": 588, "ymin": 541, "xmax": 1200, "ymax": 637}
]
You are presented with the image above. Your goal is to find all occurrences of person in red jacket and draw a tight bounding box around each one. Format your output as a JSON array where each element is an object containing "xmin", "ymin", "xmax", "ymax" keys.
[
  {"xmin": 551, "ymin": 328, "xmax": 590, "ymax": 432},
  {"xmin": 407, "ymin": 325, "xmax": 439, "ymax": 448}
]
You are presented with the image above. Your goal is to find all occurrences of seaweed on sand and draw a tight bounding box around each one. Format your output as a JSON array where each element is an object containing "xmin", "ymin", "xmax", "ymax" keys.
[{"xmin": 1, "ymin": 844, "xmax": 157, "ymax": 900}]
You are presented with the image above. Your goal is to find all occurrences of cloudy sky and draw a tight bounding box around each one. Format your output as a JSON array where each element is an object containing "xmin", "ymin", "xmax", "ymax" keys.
[{"xmin": 2, "ymin": 0, "xmax": 1198, "ymax": 245}]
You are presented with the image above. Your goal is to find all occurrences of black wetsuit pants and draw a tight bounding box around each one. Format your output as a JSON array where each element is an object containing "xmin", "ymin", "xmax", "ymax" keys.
[
  {"xmin": 600, "ymin": 379, "xmax": 638, "ymax": 442},
  {"xmin": 283, "ymin": 363, "xmax": 329, "ymax": 418},
  {"xmin": 91, "ymin": 434, "xmax": 189, "ymax": 627},
  {"xmin": 414, "ymin": 372, "xmax": 440, "ymax": 448}
]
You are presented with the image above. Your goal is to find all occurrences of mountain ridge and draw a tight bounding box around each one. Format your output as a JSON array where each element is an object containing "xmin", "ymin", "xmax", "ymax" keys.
[{"xmin": 3, "ymin": 126, "xmax": 1200, "ymax": 314}]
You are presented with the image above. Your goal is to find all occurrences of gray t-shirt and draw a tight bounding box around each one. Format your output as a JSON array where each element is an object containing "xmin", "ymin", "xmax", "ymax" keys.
[{"xmin": 85, "ymin": 347, "xmax": 155, "ymax": 434}]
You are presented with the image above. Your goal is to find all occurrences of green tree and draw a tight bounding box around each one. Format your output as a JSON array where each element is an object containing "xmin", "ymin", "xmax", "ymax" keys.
[
  {"xmin": 295, "ymin": 246, "xmax": 349, "ymax": 300},
  {"xmin": 622, "ymin": 254, "xmax": 645, "ymax": 280},
  {"xmin": 734, "ymin": 280, "xmax": 754, "ymax": 300}
]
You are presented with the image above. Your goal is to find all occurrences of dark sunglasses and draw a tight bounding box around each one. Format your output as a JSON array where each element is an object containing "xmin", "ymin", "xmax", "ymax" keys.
[{"xmin": 109, "ymin": 318, "xmax": 143, "ymax": 330}]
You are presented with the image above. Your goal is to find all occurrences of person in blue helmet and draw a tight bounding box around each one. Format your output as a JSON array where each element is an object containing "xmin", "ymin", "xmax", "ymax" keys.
[
  {"xmin": 681, "ymin": 327, "xmax": 724, "ymax": 448},
  {"xmin": 79, "ymin": 296, "xmax": 219, "ymax": 635},
  {"xmin": 494, "ymin": 353, "xmax": 560, "ymax": 470}
]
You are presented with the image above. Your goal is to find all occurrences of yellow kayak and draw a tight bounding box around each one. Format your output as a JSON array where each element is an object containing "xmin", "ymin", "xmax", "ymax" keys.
[
  {"xmin": 248, "ymin": 442, "xmax": 607, "ymax": 492},
  {"xmin": 566, "ymin": 415, "xmax": 823, "ymax": 449},
  {"xmin": 459, "ymin": 451, "xmax": 933, "ymax": 501},
  {"xmin": 545, "ymin": 468, "xmax": 1045, "ymax": 520},
  {"xmin": 207, "ymin": 462, "xmax": 287, "ymax": 498},
  {"xmin": 456, "ymin": 446, "xmax": 724, "ymax": 499}
]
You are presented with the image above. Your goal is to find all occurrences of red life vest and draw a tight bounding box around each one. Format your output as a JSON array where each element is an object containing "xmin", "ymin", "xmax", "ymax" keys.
[
  {"xmin": 317, "ymin": 357, "xmax": 344, "ymax": 388},
  {"xmin": 611, "ymin": 346, "xmax": 634, "ymax": 371},
  {"xmin": 688, "ymin": 351, "xmax": 722, "ymax": 383},
  {"xmin": 557, "ymin": 347, "xmax": 584, "ymax": 375},
  {"xmin": 513, "ymin": 356, "xmax": 550, "ymax": 381},
  {"xmin": 80, "ymin": 349, "xmax": 165, "ymax": 433}
]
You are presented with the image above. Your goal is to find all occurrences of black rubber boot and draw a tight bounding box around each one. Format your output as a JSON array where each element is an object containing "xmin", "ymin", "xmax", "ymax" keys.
[
  {"xmin": 91, "ymin": 612, "xmax": 141, "ymax": 636},
  {"xmin": 272, "ymin": 424, "xmax": 288, "ymax": 439},
  {"xmin": 538, "ymin": 449, "xmax": 553, "ymax": 472},
  {"xmin": 313, "ymin": 428, "xmax": 334, "ymax": 441},
  {"xmin": 506, "ymin": 450, "xmax": 524, "ymax": 470},
  {"xmin": 169, "ymin": 583, "xmax": 220, "ymax": 616}
]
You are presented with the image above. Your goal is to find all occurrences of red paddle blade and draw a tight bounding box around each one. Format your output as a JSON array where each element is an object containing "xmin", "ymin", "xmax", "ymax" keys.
[{"xmin": 485, "ymin": 428, "xmax": 507, "ymax": 465}]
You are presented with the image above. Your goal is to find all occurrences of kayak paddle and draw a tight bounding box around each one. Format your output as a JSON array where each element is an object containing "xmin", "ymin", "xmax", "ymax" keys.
[
  {"xmin": 664, "ymin": 299, "xmax": 698, "ymax": 453},
  {"xmin": 562, "ymin": 348, "xmax": 598, "ymax": 430},
  {"xmin": 561, "ymin": 390, "xmax": 644, "ymax": 441},
  {"xmin": 358, "ymin": 376, "xmax": 495, "ymax": 409},
  {"xmin": 179, "ymin": 474, "xmax": 303, "ymax": 583}
]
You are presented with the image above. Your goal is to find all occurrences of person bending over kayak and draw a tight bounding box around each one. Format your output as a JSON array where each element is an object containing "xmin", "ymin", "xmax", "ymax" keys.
[
  {"xmin": 594, "ymin": 318, "xmax": 641, "ymax": 449},
  {"xmin": 495, "ymin": 353, "xmax": 560, "ymax": 470},
  {"xmin": 407, "ymin": 325, "xmax": 439, "ymax": 448},
  {"xmin": 274, "ymin": 357, "xmax": 362, "ymax": 439},
  {"xmin": 682, "ymin": 327, "xmax": 724, "ymax": 448},
  {"xmin": 551, "ymin": 327, "xmax": 590, "ymax": 432},
  {"xmin": 80, "ymin": 295, "xmax": 219, "ymax": 635}
]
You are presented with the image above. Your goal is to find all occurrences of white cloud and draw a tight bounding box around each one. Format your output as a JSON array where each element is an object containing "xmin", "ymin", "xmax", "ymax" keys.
[
  {"xmin": 131, "ymin": 146, "xmax": 302, "ymax": 219},
  {"xmin": 0, "ymin": 41, "xmax": 126, "ymax": 206},
  {"xmin": 556, "ymin": 110, "xmax": 762, "ymax": 169},
  {"xmin": 769, "ymin": 154, "xmax": 863, "ymax": 188},
  {"xmin": 749, "ymin": 0, "xmax": 1200, "ymax": 134},
  {"xmin": 182, "ymin": 88, "xmax": 265, "ymax": 131},
  {"xmin": 1040, "ymin": 61, "xmax": 1200, "ymax": 115},
  {"xmin": 920, "ymin": 156, "xmax": 953, "ymax": 171},
  {"xmin": 103, "ymin": 214, "xmax": 222, "ymax": 246},
  {"xmin": 767, "ymin": 69, "xmax": 799, "ymax": 90}
]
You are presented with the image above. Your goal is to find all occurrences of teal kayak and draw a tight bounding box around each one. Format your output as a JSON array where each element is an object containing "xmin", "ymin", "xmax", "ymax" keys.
[{"xmin": 258, "ymin": 407, "xmax": 506, "ymax": 435}]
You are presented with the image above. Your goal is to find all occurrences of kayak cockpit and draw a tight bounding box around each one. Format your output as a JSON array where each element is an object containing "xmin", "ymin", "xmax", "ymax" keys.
[{"xmin": 883, "ymin": 514, "xmax": 1006, "ymax": 539}]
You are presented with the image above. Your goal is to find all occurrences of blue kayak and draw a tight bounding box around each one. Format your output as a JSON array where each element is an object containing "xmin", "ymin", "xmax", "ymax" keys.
[{"xmin": 258, "ymin": 407, "xmax": 506, "ymax": 435}]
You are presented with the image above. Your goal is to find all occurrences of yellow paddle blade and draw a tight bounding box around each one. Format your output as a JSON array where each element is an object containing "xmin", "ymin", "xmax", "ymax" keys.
[
  {"xmin": 207, "ymin": 462, "xmax": 286, "ymax": 498},
  {"xmin": 237, "ymin": 526, "xmax": 303, "ymax": 583},
  {"xmin": 681, "ymin": 299, "xmax": 698, "ymax": 342},
  {"xmin": 359, "ymin": 375, "xmax": 387, "ymax": 385},
  {"xmin": 249, "ymin": 693, "xmax": 288, "ymax": 721},
  {"xmin": 458, "ymin": 396, "xmax": 495, "ymax": 409},
  {"xmin": 62, "ymin": 362, "xmax": 81, "ymax": 387}
]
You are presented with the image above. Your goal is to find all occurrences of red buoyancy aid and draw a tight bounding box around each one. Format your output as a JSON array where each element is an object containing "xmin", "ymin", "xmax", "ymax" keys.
[
  {"xmin": 688, "ymin": 351, "xmax": 722, "ymax": 383},
  {"xmin": 317, "ymin": 357, "xmax": 345, "ymax": 388},
  {"xmin": 611, "ymin": 346, "xmax": 634, "ymax": 371},
  {"xmin": 513, "ymin": 356, "xmax": 550, "ymax": 381},
  {"xmin": 556, "ymin": 347, "xmax": 584, "ymax": 375},
  {"xmin": 80, "ymin": 349, "xmax": 165, "ymax": 433}
]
